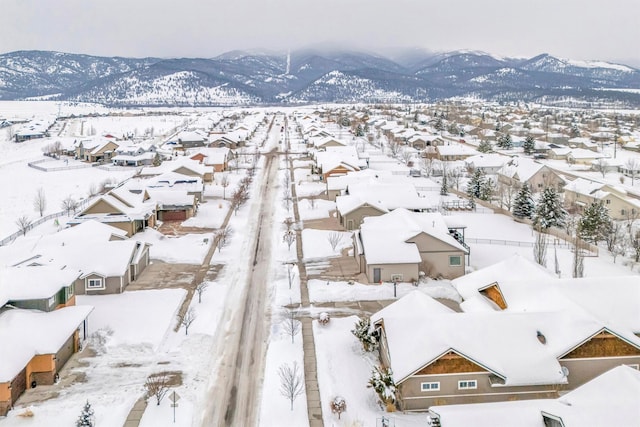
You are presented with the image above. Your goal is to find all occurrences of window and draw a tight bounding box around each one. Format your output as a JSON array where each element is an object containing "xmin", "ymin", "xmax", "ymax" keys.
[
  {"xmin": 449, "ymin": 256, "xmax": 462, "ymax": 266},
  {"xmin": 87, "ymin": 278, "xmax": 104, "ymax": 289},
  {"xmin": 421, "ymin": 382, "xmax": 440, "ymax": 392},
  {"xmin": 621, "ymin": 209, "xmax": 626, "ymax": 216},
  {"xmin": 606, "ymin": 199, "xmax": 611, "ymax": 205},
  {"xmin": 458, "ymin": 380, "xmax": 477, "ymax": 390},
  {"xmin": 67, "ymin": 284, "xmax": 74, "ymax": 297},
  {"xmin": 48, "ymin": 296, "xmax": 56, "ymax": 307},
  {"xmin": 538, "ymin": 183, "xmax": 543, "ymax": 188}
]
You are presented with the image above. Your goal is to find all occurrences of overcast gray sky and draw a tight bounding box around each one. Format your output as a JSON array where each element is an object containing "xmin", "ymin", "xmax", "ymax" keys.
[{"xmin": 2, "ymin": 0, "xmax": 639, "ymax": 65}]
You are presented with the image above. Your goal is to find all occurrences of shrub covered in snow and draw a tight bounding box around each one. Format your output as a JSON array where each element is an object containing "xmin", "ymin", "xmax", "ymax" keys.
[
  {"xmin": 368, "ymin": 365, "xmax": 397, "ymax": 411},
  {"xmin": 330, "ymin": 395, "xmax": 347, "ymax": 419},
  {"xmin": 351, "ymin": 317, "xmax": 378, "ymax": 352},
  {"xmin": 318, "ymin": 312, "xmax": 330, "ymax": 325}
]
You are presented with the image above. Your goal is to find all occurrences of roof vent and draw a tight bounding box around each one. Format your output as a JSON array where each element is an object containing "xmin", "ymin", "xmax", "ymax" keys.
[{"xmin": 537, "ymin": 330, "xmax": 547, "ymax": 344}]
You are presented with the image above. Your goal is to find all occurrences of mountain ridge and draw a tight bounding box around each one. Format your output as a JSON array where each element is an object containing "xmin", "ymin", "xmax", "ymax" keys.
[{"xmin": 0, "ymin": 49, "xmax": 638, "ymax": 107}]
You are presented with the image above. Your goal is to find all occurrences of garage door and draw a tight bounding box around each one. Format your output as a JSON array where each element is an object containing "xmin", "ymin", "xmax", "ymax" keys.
[{"xmin": 162, "ymin": 210, "xmax": 187, "ymax": 221}]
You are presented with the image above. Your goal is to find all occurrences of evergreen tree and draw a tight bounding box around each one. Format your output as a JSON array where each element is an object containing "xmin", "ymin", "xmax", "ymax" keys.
[
  {"xmin": 434, "ymin": 117, "xmax": 444, "ymax": 132},
  {"xmin": 523, "ymin": 135, "xmax": 535, "ymax": 155},
  {"xmin": 497, "ymin": 132, "xmax": 512, "ymax": 149},
  {"xmin": 477, "ymin": 139, "xmax": 492, "ymax": 153},
  {"xmin": 570, "ymin": 122, "xmax": 581, "ymax": 138},
  {"xmin": 76, "ymin": 401, "xmax": 95, "ymax": 427},
  {"xmin": 577, "ymin": 201, "xmax": 612, "ymax": 243},
  {"xmin": 533, "ymin": 188, "xmax": 567, "ymax": 230},
  {"xmin": 152, "ymin": 152, "xmax": 162, "ymax": 167},
  {"xmin": 466, "ymin": 169, "xmax": 492, "ymax": 201},
  {"xmin": 355, "ymin": 124, "xmax": 364, "ymax": 137},
  {"xmin": 512, "ymin": 184, "xmax": 535, "ymax": 219},
  {"xmin": 440, "ymin": 174, "xmax": 448, "ymax": 196}
]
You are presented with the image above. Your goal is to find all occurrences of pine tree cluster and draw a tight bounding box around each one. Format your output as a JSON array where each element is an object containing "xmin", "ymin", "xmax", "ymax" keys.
[
  {"xmin": 533, "ymin": 188, "xmax": 567, "ymax": 230},
  {"xmin": 512, "ymin": 184, "xmax": 535, "ymax": 219}
]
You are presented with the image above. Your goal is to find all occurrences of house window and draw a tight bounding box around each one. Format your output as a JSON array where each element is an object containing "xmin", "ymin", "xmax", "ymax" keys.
[
  {"xmin": 449, "ymin": 256, "xmax": 462, "ymax": 266},
  {"xmin": 621, "ymin": 209, "xmax": 626, "ymax": 216},
  {"xmin": 48, "ymin": 296, "xmax": 56, "ymax": 307},
  {"xmin": 68, "ymin": 284, "xmax": 74, "ymax": 297},
  {"xmin": 538, "ymin": 183, "xmax": 543, "ymax": 188},
  {"xmin": 87, "ymin": 278, "xmax": 104, "ymax": 289},
  {"xmin": 606, "ymin": 199, "xmax": 611, "ymax": 205},
  {"xmin": 421, "ymin": 382, "xmax": 440, "ymax": 392},
  {"xmin": 458, "ymin": 380, "xmax": 477, "ymax": 390}
]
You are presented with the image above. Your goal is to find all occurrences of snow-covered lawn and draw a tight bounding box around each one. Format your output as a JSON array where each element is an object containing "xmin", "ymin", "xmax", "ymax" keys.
[
  {"xmin": 181, "ymin": 199, "xmax": 230, "ymax": 229},
  {"xmin": 308, "ymin": 279, "xmax": 461, "ymax": 303},
  {"xmin": 137, "ymin": 228, "xmax": 214, "ymax": 264},
  {"xmin": 298, "ymin": 198, "xmax": 335, "ymax": 221},
  {"xmin": 302, "ymin": 229, "xmax": 353, "ymax": 260},
  {"xmin": 78, "ymin": 289, "xmax": 186, "ymax": 348}
]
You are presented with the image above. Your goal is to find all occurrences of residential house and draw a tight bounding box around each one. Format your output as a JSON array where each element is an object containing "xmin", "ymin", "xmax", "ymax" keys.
[
  {"xmin": 147, "ymin": 189, "xmax": 197, "ymax": 221},
  {"xmin": 145, "ymin": 171, "xmax": 203, "ymax": 203},
  {"xmin": 563, "ymin": 178, "xmax": 640, "ymax": 219},
  {"xmin": 566, "ymin": 148, "xmax": 605, "ymax": 165},
  {"xmin": 176, "ymin": 130, "xmax": 208, "ymax": 149},
  {"xmin": 464, "ymin": 154, "xmax": 507, "ymax": 175},
  {"xmin": 13, "ymin": 120, "xmax": 51, "ymax": 142},
  {"xmin": 356, "ymin": 209, "xmax": 468, "ymax": 282},
  {"xmin": 139, "ymin": 158, "xmax": 210, "ymax": 182},
  {"xmin": 77, "ymin": 140, "xmax": 119, "ymax": 163},
  {"xmin": 428, "ymin": 366, "xmax": 640, "ymax": 427},
  {"xmin": 336, "ymin": 182, "xmax": 436, "ymax": 230},
  {"xmin": 190, "ymin": 147, "xmax": 230, "ymax": 173},
  {"xmin": 111, "ymin": 144, "xmax": 156, "ymax": 167},
  {"xmin": 435, "ymin": 144, "xmax": 477, "ymax": 161},
  {"xmin": 311, "ymin": 136, "xmax": 347, "ymax": 149},
  {"xmin": 1, "ymin": 266, "xmax": 80, "ymax": 312},
  {"xmin": 71, "ymin": 186, "xmax": 157, "ymax": 236},
  {"xmin": 496, "ymin": 157, "xmax": 565, "ymax": 193},
  {"xmin": 371, "ymin": 286, "xmax": 640, "ymax": 411},
  {"xmin": 0, "ymin": 305, "xmax": 93, "ymax": 415}
]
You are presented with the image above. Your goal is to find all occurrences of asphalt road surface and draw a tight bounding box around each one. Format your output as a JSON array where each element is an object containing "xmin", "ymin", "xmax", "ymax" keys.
[{"xmin": 199, "ymin": 117, "xmax": 282, "ymax": 427}]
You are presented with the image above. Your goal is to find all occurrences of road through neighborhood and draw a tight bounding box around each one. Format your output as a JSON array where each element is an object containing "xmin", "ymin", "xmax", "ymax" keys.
[{"xmin": 199, "ymin": 117, "xmax": 281, "ymax": 427}]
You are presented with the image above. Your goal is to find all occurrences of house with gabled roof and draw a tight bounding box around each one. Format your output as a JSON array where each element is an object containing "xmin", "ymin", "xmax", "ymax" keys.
[
  {"xmin": 370, "ymin": 290, "xmax": 640, "ymax": 410},
  {"xmin": 77, "ymin": 139, "xmax": 119, "ymax": 163},
  {"xmin": 189, "ymin": 146, "xmax": 230, "ymax": 173},
  {"xmin": 428, "ymin": 365, "xmax": 640, "ymax": 427},
  {"xmin": 563, "ymin": 178, "xmax": 640, "ymax": 219},
  {"xmin": 0, "ymin": 266, "xmax": 80, "ymax": 312},
  {"xmin": 496, "ymin": 157, "xmax": 565, "ymax": 193},
  {"xmin": 0, "ymin": 305, "xmax": 93, "ymax": 416},
  {"xmin": 71, "ymin": 186, "xmax": 157, "ymax": 236},
  {"xmin": 356, "ymin": 209, "xmax": 468, "ymax": 282},
  {"xmin": 1, "ymin": 221, "xmax": 150, "ymax": 296},
  {"xmin": 336, "ymin": 182, "xmax": 437, "ymax": 230}
]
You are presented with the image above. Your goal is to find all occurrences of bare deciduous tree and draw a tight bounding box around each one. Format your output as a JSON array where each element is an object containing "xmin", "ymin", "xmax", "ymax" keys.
[
  {"xmin": 178, "ymin": 308, "xmax": 196, "ymax": 335},
  {"xmin": 625, "ymin": 158, "xmax": 639, "ymax": 186},
  {"xmin": 15, "ymin": 215, "xmax": 32, "ymax": 236},
  {"xmin": 283, "ymin": 217, "xmax": 294, "ymax": 232},
  {"xmin": 282, "ymin": 173, "xmax": 292, "ymax": 211},
  {"xmin": 286, "ymin": 263, "xmax": 295, "ymax": 289},
  {"xmin": 219, "ymin": 174, "xmax": 230, "ymax": 199},
  {"xmin": 33, "ymin": 187, "xmax": 47, "ymax": 217},
  {"xmin": 533, "ymin": 230, "xmax": 548, "ymax": 267},
  {"xmin": 593, "ymin": 158, "xmax": 609, "ymax": 178},
  {"xmin": 388, "ymin": 140, "xmax": 401, "ymax": 158},
  {"xmin": 216, "ymin": 226, "xmax": 231, "ymax": 252},
  {"xmin": 281, "ymin": 308, "xmax": 301, "ymax": 344},
  {"xmin": 308, "ymin": 194, "xmax": 318, "ymax": 210},
  {"xmin": 327, "ymin": 232, "xmax": 343, "ymax": 252},
  {"xmin": 144, "ymin": 372, "xmax": 171, "ymax": 405},
  {"xmin": 195, "ymin": 282, "xmax": 209, "ymax": 303},
  {"xmin": 400, "ymin": 148, "xmax": 413, "ymax": 166},
  {"xmin": 278, "ymin": 362, "xmax": 305, "ymax": 411},
  {"xmin": 61, "ymin": 195, "xmax": 79, "ymax": 215},
  {"xmin": 283, "ymin": 230, "xmax": 296, "ymax": 251}
]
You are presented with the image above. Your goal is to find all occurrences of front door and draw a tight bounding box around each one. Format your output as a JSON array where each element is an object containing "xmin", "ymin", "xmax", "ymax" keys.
[{"xmin": 373, "ymin": 268, "xmax": 381, "ymax": 283}]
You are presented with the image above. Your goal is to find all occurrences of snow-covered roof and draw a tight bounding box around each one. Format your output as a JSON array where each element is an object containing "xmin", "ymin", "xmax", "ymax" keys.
[
  {"xmin": 567, "ymin": 148, "xmax": 604, "ymax": 160},
  {"xmin": 374, "ymin": 300, "xmax": 612, "ymax": 386},
  {"xmin": 464, "ymin": 153, "xmax": 507, "ymax": 169},
  {"xmin": 360, "ymin": 209, "xmax": 468, "ymax": 264},
  {"xmin": 436, "ymin": 144, "xmax": 477, "ymax": 156},
  {"xmin": 335, "ymin": 195, "xmax": 388, "ymax": 216},
  {"xmin": 430, "ymin": 366, "xmax": 640, "ymax": 427},
  {"xmin": 497, "ymin": 157, "xmax": 546, "ymax": 181},
  {"xmin": 538, "ymin": 365, "xmax": 640, "ymax": 426},
  {"xmin": 346, "ymin": 182, "xmax": 435, "ymax": 211},
  {"xmin": 0, "ymin": 266, "xmax": 81, "ymax": 302},
  {"xmin": 139, "ymin": 158, "xmax": 208, "ymax": 177},
  {"xmin": 0, "ymin": 305, "xmax": 93, "ymax": 382},
  {"xmin": 453, "ymin": 254, "xmax": 556, "ymax": 302},
  {"xmin": 147, "ymin": 189, "xmax": 196, "ymax": 207}
]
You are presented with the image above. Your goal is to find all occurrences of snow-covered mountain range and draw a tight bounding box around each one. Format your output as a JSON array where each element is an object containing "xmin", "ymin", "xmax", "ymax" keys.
[{"xmin": 0, "ymin": 49, "xmax": 638, "ymax": 106}]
